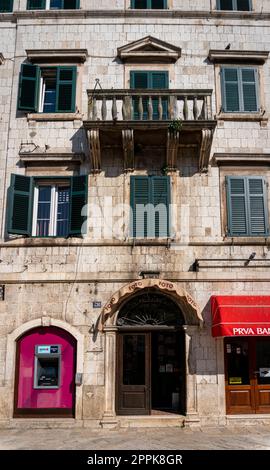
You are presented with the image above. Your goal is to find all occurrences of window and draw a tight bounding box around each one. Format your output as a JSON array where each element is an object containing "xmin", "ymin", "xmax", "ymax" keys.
[
  {"xmin": 7, "ymin": 174, "xmax": 88, "ymax": 237},
  {"xmin": 0, "ymin": 0, "xmax": 13, "ymax": 12},
  {"xmin": 226, "ymin": 176, "xmax": 269, "ymax": 237},
  {"xmin": 131, "ymin": 0, "xmax": 167, "ymax": 8},
  {"xmin": 130, "ymin": 70, "xmax": 168, "ymax": 120},
  {"xmin": 221, "ymin": 67, "xmax": 259, "ymax": 113},
  {"xmin": 217, "ymin": 0, "xmax": 251, "ymax": 10},
  {"xmin": 17, "ymin": 64, "xmax": 77, "ymax": 113},
  {"xmin": 27, "ymin": 0, "xmax": 80, "ymax": 10},
  {"xmin": 130, "ymin": 176, "xmax": 170, "ymax": 238}
]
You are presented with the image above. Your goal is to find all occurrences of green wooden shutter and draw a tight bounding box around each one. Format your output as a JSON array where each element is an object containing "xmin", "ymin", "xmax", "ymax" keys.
[
  {"xmin": 221, "ymin": 68, "xmax": 240, "ymax": 112},
  {"xmin": 63, "ymin": 0, "xmax": 80, "ymax": 8},
  {"xmin": 151, "ymin": 176, "xmax": 170, "ymax": 237},
  {"xmin": 130, "ymin": 71, "xmax": 149, "ymax": 120},
  {"xmin": 130, "ymin": 176, "xmax": 150, "ymax": 237},
  {"xmin": 151, "ymin": 0, "xmax": 167, "ymax": 9},
  {"xmin": 69, "ymin": 175, "xmax": 88, "ymax": 236},
  {"xmin": 131, "ymin": 0, "xmax": 147, "ymax": 8},
  {"xmin": 56, "ymin": 66, "xmax": 76, "ymax": 113},
  {"xmin": 27, "ymin": 0, "xmax": 46, "ymax": 9},
  {"xmin": 7, "ymin": 174, "xmax": 33, "ymax": 235},
  {"xmin": 247, "ymin": 177, "xmax": 268, "ymax": 236},
  {"xmin": 151, "ymin": 71, "xmax": 168, "ymax": 119},
  {"xmin": 217, "ymin": 0, "xmax": 233, "ymax": 9},
  {"xmin": 241, "ymin": 68, "xmax": 258, "ymax": 112},
  {"xmin": 0, "ymin": 0, "xmax": 13, "ymax": 12},
  {"xmin": 17, "ymin": 64, "xmax": 40, "ymax": 112},
  {"xmin": 226, "ymin": 176, "xmax": 248, "ymax": 236}
]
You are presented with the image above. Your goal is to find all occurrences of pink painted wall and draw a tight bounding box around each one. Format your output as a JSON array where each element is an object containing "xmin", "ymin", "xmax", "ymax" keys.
[{"xmin": 17, "ymin": 327, "xmax": 76, "ymax": 410}]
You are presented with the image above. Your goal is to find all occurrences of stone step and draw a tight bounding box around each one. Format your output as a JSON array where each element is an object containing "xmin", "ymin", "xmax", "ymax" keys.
[
  {"xmin": 118, "ymin": 415, "xmax": 185, "ymax": 428},
  {"xmin": 3, "ymin": 419, "xmax": 84, "ymax": 430}
]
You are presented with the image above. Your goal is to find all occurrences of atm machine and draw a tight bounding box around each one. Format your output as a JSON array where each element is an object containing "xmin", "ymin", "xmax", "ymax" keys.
[{"xmin": 34, "ymin": 345, "xmax": 61, "ymax": 389}]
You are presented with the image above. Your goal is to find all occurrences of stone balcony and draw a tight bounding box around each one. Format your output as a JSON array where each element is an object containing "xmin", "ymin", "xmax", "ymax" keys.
[{"xmin": 83, "ymin": 89, "xmax": 217, "ymax": 173}]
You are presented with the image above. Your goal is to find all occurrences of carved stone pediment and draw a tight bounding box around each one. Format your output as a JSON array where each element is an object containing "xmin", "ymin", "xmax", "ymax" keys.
[{"xmin": 117, "ymin": 36, "xmax": 181, "ymax": 63}]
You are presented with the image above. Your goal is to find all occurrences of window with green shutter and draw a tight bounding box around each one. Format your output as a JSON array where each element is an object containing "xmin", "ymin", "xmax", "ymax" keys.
[
  {"xmin": 226, "ymin": 176, "xmax": 269, "ymax": 237},
  {"xmin": 7, "ymin": 175, "xmax": 87, "ymax": 237},
  {"xmin": 131, "ymin": 0, "xmax": 167, "ymax": 8},
  {"xmin": 130, "ymin": 176, "xmax": 170, "ymax": 238},
  {"xmin": 18, "ymin": 64, "xmax": 77, "ymax": 113},
  {"xmin": 221, "ymin": 67, "xmax": 259, "ymax": 113},
  {"xmin": 0, "ymin": 0, "xmax": 13, "ymax": 12},
  {"xmin": 27, "ymin": 0, "xmax": 79, "ymax": 9},
  {"xmin": 130, "ymin": 70, "xmax": 169, "ymax": 120},
  {"xmin": 217, "ymin": 0, "xmax": 251, "ymax": 10}
]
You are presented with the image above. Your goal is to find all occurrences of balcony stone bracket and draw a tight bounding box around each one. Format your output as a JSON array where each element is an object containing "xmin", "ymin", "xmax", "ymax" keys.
[
  {"xmin": 166, "ymin": 130, "xmax": 180, "ymax": 171},
  {"xmin": 199, "ymin": 129, "xmax": 213, "ymax": 173},
  {"xmin": 122, "ymin": 129, "xmax": 134, "ymax": 172},
  {"xmin": 88, "ymin": 129, "xmax": 101, "ymax": 173}
]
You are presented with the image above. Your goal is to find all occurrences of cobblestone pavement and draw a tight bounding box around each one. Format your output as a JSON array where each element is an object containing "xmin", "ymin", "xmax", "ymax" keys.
[{"xmin": 0, "ymin": 426, "xmax": 270, "ymax": 450}]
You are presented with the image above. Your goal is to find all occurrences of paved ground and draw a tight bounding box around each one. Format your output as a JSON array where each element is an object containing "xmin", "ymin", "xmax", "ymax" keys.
[{"xmin": 0, "ymin": 426, "xmax": 270, "ymax": 450}]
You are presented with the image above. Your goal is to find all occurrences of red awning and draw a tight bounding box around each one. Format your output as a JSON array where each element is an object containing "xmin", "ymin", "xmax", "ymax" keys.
[{"xmin": 211, "ymin": 296, "xmax": 270, "ymax": 337}]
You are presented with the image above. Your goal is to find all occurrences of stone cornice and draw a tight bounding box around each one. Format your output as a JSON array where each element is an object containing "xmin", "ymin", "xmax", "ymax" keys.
[
  {"xmin": 26, "ymin": 49, "xmax": 88, "ymax": 63},
  {"xmin": 117, "ymin": 36, "xmax": 181, "ymax": 64},
  {"xmin": 19, "ymin": 151, "xmax": 85, "ymax": 166},
  {"xmin": 208, "ymin": 50, "xmax": 269, "ymax": 63},
  {"xmin": 213, "ymin": 153, "xmax": 270, "ymax": 166},
  {"xmin": 1, "ymin": 10, "xmax": 270, "ymax": 23}
]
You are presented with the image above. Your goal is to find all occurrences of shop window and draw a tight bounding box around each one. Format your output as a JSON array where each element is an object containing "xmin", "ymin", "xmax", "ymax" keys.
[
  {"xmin": 130, "ymin": 176, "xmax": 171, "ymax": 238},
  {"xmin": 226, "ymin": 176, "xmax": 269, "ymax": 237},
  {"xmin": 0, "ymin": 0, "xmax": 13, "ymax": 12},
  {"xmin": 217, "ymin": 0, "xmax": 251, "ymax": 10},
  {"xmin": 221, "ymin": 67, "xmax": 259, "ymax": 113},
  {"xmin": 17, "ymin": 64, "xmax": 77, "ymax": 113},
  {"xmin": 27, "ymin": 0, "xmax": 80, "ymax": 10},
  {"xmin": 131, "ymin": 0, "xmax": 167, "ymax": 8},
  {"xmin": 130, "ymin": 70, "xmax": 168, "ymax": 120},
  {"xmin": 7, "ymin": 174, "xmax": 88, "ymax": 237}
]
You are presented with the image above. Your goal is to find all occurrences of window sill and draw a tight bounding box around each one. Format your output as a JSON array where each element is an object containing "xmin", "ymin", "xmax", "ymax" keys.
[
  {"xmin": 217, "ymin": 112, "xmax": 268, "ymax": 123},
  {"xmin": 27, "ymin": 112, "xmax": 83, "ymax": 122},
  {"xmin": 224, "ymin": 236, "xmax": 270, "ymax": 243}
]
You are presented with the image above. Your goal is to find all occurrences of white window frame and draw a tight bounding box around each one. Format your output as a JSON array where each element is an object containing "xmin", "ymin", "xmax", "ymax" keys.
[{"xmin": 32, "ymin": 182, "xmax": 69, "ymax": 237}]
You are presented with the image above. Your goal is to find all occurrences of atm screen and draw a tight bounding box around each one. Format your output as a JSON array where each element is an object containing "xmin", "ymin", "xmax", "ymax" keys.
[{"xmin": 34, "ymin": 345, "xmax": 61, "ymax": 389}]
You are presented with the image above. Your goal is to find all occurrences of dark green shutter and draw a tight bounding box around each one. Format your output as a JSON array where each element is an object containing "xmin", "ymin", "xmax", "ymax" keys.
[
  {"xmin": 226, "ymin": 176, "xmax": 248, "ymax": 236},
  {"xmin": 69, "ymin": 175, "xmax": 88, "ymax": 236},
  {"xmin": 247, "ymin": 177, "xmax": 268, "ymax": 236},
  {"xmin": 27, "ymin": 0, "xmax": 46, "ymax": 9},
  {"xmin": 218, "ymin": 0, "xmax": 233, "ymax": 9},
  {"xmin": 152, "ymin": 176, "xmax": 170, "ymax": 237},
  {"xmin": 151, "ymin": 71, "xmax": 168, "ymax": 119},
  {"xmin": 237, "ymin": 0, "xmax": 251, "ymax": 11},
  {"xmin": 17, "ymin": 64, "xmax": 40, "ymax": 112},
  {"xmin": 131, "ymin": 0, "xmax": 147, "ymax": 8},
  {"xmin": 130, "ymin": 176, "xmax": 170, "ymax": 238},
  {"xmin": 151, "ymin": 0, "xmax": 167, "ymax": 9},
  {"xmin": 7, "ymin": 174, "xmax": 33, "ymax": 235},
  {"xmin": 221, "ymin": 68, "xmax": 240, "ymax": 112},
  {"xmin": 241, "ymin": 68, "xmax": 258, "ymax": 112},
  {"xmin": 131, "ymin": 71, "xmax": 168, "ymax": 120},
  {"xmin": 56, "ymin": 66, "xmax": 76, "ymax": 113},
  {"xmin": 63, "ymin": 0, "xmax": 80, "ymax": 8},
  {"xmin": 130, "ymin": 176, "xmax": 150, "ymax": 237},
  {"xmin": 0, "ymin": 0, "xmax": 13, "ymax": 12}
]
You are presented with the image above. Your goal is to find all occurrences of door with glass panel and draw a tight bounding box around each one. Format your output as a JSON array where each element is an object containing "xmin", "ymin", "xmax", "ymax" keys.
[
  {"xmin": 225, "ymin": 338, "xmax": 270, "ymax": 414},
  {"xmin": 117, "ymin": 333, "xmax": 151, "ymax": 415}
]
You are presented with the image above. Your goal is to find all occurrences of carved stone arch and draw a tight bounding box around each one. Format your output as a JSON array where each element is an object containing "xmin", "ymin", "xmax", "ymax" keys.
[
  {"xmin": 98, "ymin": 278, "xmax": 202, "ymax": 331},
  {"xmin": 5, "ymin": 318, "xmax": 84, "ymax": 420}
]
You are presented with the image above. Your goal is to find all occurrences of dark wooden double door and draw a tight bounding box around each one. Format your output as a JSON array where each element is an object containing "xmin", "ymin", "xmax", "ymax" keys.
[
  {"xmin": 225, "ymin": 337, "xmax": 270, "ymax": 414},
  {"xmin": 116, "ymin": 330, "xmax": 185, "ymax": 415}
]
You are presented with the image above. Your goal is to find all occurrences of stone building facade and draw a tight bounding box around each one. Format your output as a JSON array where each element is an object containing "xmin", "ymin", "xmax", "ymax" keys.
[{"xmin": 0, "ymin": 0, "xmax": 270, "ymax": 428}]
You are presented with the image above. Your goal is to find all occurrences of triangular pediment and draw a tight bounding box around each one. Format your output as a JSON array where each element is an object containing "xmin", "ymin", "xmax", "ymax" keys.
[{"xmin": 117, "ymin": 36, "xmax": 181, "ymax": 63}]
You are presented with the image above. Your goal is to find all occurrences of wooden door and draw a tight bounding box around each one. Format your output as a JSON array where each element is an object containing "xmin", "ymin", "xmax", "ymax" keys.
[
  {"xmin": 225, "ymin": 338, "xmax": 270, "ymax": 414},
  {"xmin": 254, "ymin": 338, "xmax": 270, "ymax": 413},
  {"xmin": 116, "ymin": 333, "xmax": 151, "ymax": 415}
]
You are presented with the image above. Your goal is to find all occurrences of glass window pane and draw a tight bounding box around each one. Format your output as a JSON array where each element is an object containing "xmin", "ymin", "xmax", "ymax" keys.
[
  {"xmin": 43, "ymin": 80, "xmax": 56, "ymax": 113},
  {"xmin": 56, "ymin": 187, "xmax": 70, "ymax": 237},
  {"xmin": 36, "ymin": 186, "xmax": 51, "ymax": 237},
  {"xmin": 219, "ymin": 0, "xmax": 233, "ymax": 10},
  {"xmin": 226, "ymin": 340, "xmax": 250, "ymax": 385},
  {"xmin": 256, "ymin": 340, "xmax": 270, "ymax": 385},
  {"xmin": 50, "ymin": 0, "xmax": 62, "ymax": 8},
  {"xmin": 123, "ymin": 335, "xmax": 145, "ymax": 385}
]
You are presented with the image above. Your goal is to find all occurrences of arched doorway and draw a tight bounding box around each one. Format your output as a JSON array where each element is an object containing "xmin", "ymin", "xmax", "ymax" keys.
[
  {"xmin": 115, "ymin": 290, "xmax": 186, "ymax": 416},
  {"xmin": 14, "ymin": 326, "xmax": 77, "ymax": 418}
]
